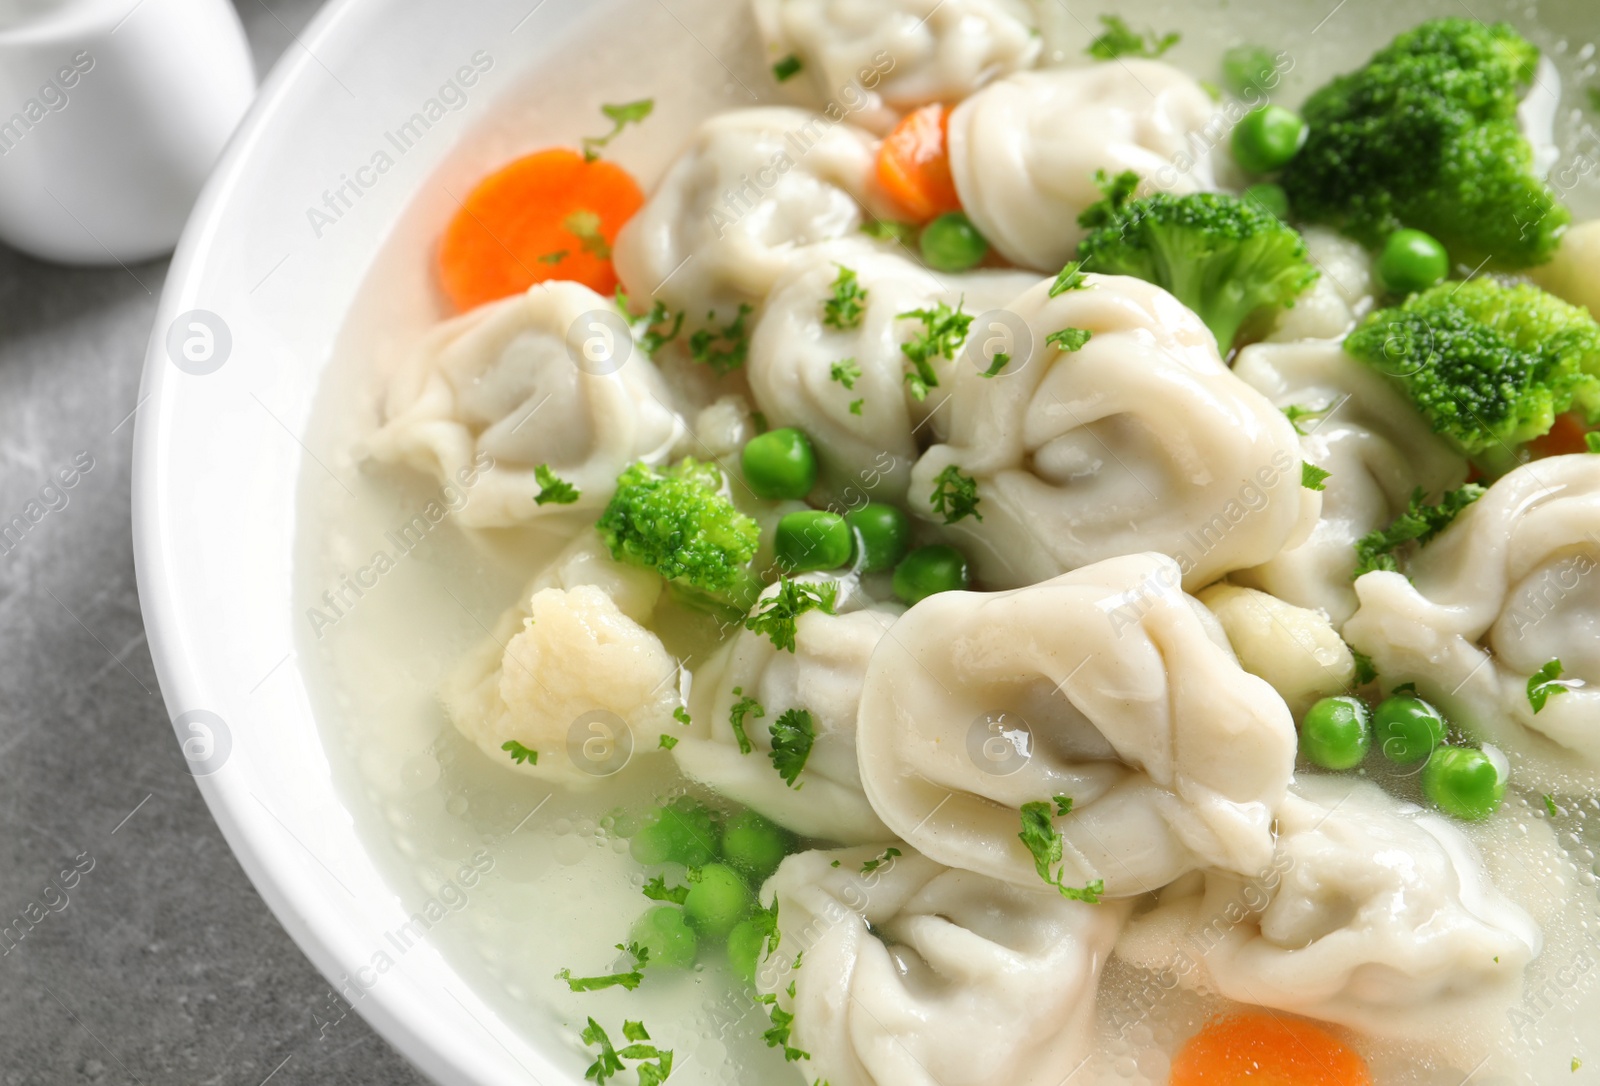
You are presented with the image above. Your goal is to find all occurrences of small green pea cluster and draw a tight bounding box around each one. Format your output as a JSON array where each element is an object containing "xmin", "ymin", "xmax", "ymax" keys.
[
  {"xmin": 740, "ymin": 426, "xmax": 972, "ymax": 606},
  {"xmin": 1228, "ymin": 104, "xmax": 1307, "ymax": 227},
  {"xmin": 1299, "ymin": 691, "xmax": 1505, "ymax": 820},
  {"xmin": 625, "ymin": 798, "xmax": 796, "ymax": 983}
]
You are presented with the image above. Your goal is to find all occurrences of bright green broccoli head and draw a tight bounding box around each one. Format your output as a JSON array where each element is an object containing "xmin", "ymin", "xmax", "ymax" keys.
[
  {"xmin": 1281, "ymin": 17, "xmax": 1566, "ymax": 270},
  {"xmin": 1344, "ymin": 279, "xmax": 1600, "ymax": 469},
  {"xmin": 1076, "ymin": 179, "xmax": 1319, "ymax": 353},
  {"xmin": 596, "ymin": 458, "xmax": 761, "ymax": 601}
]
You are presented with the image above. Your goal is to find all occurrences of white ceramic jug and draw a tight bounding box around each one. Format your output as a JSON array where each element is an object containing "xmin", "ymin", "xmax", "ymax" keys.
[{"xmin": 0, "ymin": 0, "xmax": 256, "ymax": 264}]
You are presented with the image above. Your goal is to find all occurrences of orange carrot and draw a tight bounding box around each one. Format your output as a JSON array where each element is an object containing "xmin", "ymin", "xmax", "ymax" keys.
[
  {"xmin": 1169, "ymin": 1012, "xmax": 1372, "ymax": 1086},
  {"xmin": 1526, "ymin": 411, "xmax": 1593, "ymax": 458},
  {"xmin": 876, "ymin": 104, "xmax": 963, "ymax": 223},
  {"xmin": 438, "ymin": 148, "xmax": 644, "ymax": 312}
]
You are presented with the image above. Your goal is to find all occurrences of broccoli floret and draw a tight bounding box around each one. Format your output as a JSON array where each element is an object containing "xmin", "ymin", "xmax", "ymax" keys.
[
  {"xmin": 1281, "ymin": 17, "xmax": 1566, "ymax": 270},
  {"xmin": 596, "ymin": 458, "xmax": 761, "ymax": 602},
  {"xmin": 1344, "ymin": 279, "xmax": 1600, "ymax": 470},
  {"xmin": 1076, "ymin": 181, "xmax": 1319, "ymax": 352}
]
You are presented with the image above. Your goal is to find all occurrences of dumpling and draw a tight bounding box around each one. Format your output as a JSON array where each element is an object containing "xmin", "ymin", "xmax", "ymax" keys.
[
  {"xmin": 751, "ymin": 0, "xmax": 1040, "ymax": 133},
  {"xmin": 756, "ymin": 844, "xmax": 1127, "ymax": 1086},
  {"xmin": 1117, "ymin": 777, "xmax": 1542, "ymax": 1039},
  {"xmin": 1343, "ymin": 455, "xmax": 1600, "ymax": 794},
  {"xmin": 440, "ymin": 534, "xmax": 675, "ymax": 785},
  {"xmin": 1231, "ymin": 340, "xmax": 1467, "ymax": 625},
  {"xmin": 908, "ymin": 274, "xmax": 1318, "ymax": 592},
  {"xmin": 947, "ymin": 62, "xmax": 1222, "ymax": 270},
  {"xmin": 672, "ymin": 577, "xmax": 898, "ymax": 844},
  {"xmin": 1265, "ymin": 226, "xmax": 1377, "ymax": 343},
  {"xmin": 1197, "ymin": 584, "xmax": 1356, "ymax": 719},
  {"xmin": 365, "ymin": 281, "xmax": 685, "ymax": 528},
  {"xmin": 612, "ymin": 108, "xmax": 887, "ymax": 320},
  {"xmin": 855, "ymin": 553, "xmax": 1297, "ymax": 897},
  {"xmin": 746, "ymin": 241, "xmax": 1037, "ymax": 502}
]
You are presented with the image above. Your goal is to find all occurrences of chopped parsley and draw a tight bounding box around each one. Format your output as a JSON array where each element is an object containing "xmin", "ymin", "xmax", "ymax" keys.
[
  {"xmin": 559, "ymin": 943, "xmax": 649, "ymax": 993},
  {"xmin": 848, "ymin": 398, "xmax": 864, "ymax": 415},
  {"xmin": 1017, "ymin": 800, "xmax": 1105, "ymax": 903},
  {"xmin": 1350, "ymin": 648, "xmax": 1377, "ymax": 686},
  {"xmin": 930, "ymin": 464, "xmax": 982, "ymax": 524},
  {"xmin": 759, "ymin": 999, "xmax": 809, "ymax": 1062},
  {"xmin": 728, "ymin": 687, "xmax": 766, "ymax": 755},
  {"xmin": 501, "ymin": 740, "xmax": 538, "ymax": 766},
  {"xmin": 1301, "ymin": 462, "xmax": 1331, "ymax": 492},
  {"xmin": 537, "ymin": 249, "xmax": 569, "ymax": 265},
  {"xmin": 1045, "ymin": 327, "xmax": 1092, "ymax": 353},
  {"xmin": 768, "ymin": 709, "xmax": 815, "ymax": 787},
  {"xmin": 861, "ymin": 847, "xmax": 901, "ymax": 874},
  {"xmin": 689, "ymin": 304, "xmax": 755, "ymax": 374},
  {"xmin": 822, "ymin": 265, "xmax": 868, "ymax": 330},
  {"xmin": 1283, "ymin": 402, "xmax": 1334, "ymax": 435},
  {"xmin": 658, "ymin": 734, "xmax": 679, "ymax": 750},
  {"xmin": 614, "ymin": 288, "xmax": 686, "ymax": 356},
  {"xmin": 1587, "ymin": 431, "xmax": 1600, "ymax": 453},
  {"xmin": 1528, "ymin": 659, "xmax": 1575, "ymax": 714},
  {"xmin": 829, "ymin": 358, "xmax": 861, "ymax": 390},
  {"xmin": 672, "ymin": 705, "xmax": 691, "ymax": 727},
  {"xmin": 1086, "ymin": 14, "xmax": 1179, "ymax": 60},
  {"xmin": 1588, "ymin": 87, "xmax": 1600, "ymax": 115},
  {"xmin": 534, "ymin": 464, "xmax": 581, "ymax": 506},
  {"xmin": 563, "ymin": 209, "xmax": 612, "ymax": 260},
  {"xmin": 898, "ymin": 300, "xmax": 973, "ymax": 400},
  {"xmin": 1077, "ymin": 170, "xmax": 1141, "ymax": 231},
  {"xmin": 581, "ymin": 1017, "xmax": 673, "ymax": 1086},
  {"xmin": 1544, "ymin": 794, "xmax": 1560, "ymax": 818},
  {"xmin": 981, "ymin": 351, "xmax": 1010, "ymax": 378},
  {"xmin": 860, "ymin": 219, "xmax": 917, "ymax": 245},
  {"xmin": 1352, "ymin": 484, "xmax": 1486, "ymax": 578},
  {"xmin": 772, "ymin": 53, "xmax": 804, "ymax": 82},
  {"xmin": 1048, "ymin": 261, "xmax": 1089, "ymax": 297},
  {"xmin": 582, "ymin": 99, "xmax": 655, "ymax": 161},
  {"xmin": 642, "ymin": 874, "xmax": 690, "ymax": 905},
  {"xmin": 745, "ymin": 578, "xmax": 839, "ymax": 652}
]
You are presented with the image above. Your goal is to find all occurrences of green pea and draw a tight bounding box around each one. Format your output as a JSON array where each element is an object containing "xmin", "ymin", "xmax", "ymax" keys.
[
  {"xmin": 628, "ymin": 905, "xmax": 698, "ymax": 970},
  {"xmin": 742, "ymin": 428, "xmax": 819, "ymax": 500},
  {"xmin": 1299, "ymin": 695, "xmax": 1372, "ymax": 770},
  {"xmin": 1231, "ymin": 105, "xmax": 1308, "ymax": 174},
  {"xmin": 1242, "ymin": 182, "xmax": 1290, "ymax": 220},
  {"xmin": 1373, "ymin": 694, "xmax": 1447, "ymax": 764},
  {"xmin": 774, "ymin": 510, "xmax": 853, "ymax": 573},
  {"xmin": 892, "ymin": 544, "xmax": 970, "ymax": 605},
  {"xmin": 1376, "ymin": 229, "xmax": 1450, "ymax": 295},
  {"xmin": 844, "ymin": 502, "xmax": 912, "ymax": 572},
  {"xmin": 919, "ymin": 212, "xmax": 989, "ymax": 272},
  {"xmin": 683, "ymin": 863, "xmax": 754, "ymax": 939},
  {"xmin": 720, "ymin": 810, "xmax": 795, "ymax": 885},
  {"xmin": 726, "ymin": 915, "xmax": 770, "ymax": 986},
  {"xmin": 629, "ymin": 798, "xmax": 719, "ymax": 868},
  {"xmin": 1422, "ymin": 746, "xmax": 1505, "ymax": 821}
]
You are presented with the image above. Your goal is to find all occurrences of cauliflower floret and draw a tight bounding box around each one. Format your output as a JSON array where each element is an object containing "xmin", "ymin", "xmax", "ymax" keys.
[
  {"xmin": 1199, "ymin": 584, "xmax": 1355, "ymax": 718},
  {"xmin": 446, "ymin": 584, "xmax": 680, "ymax": 784}
]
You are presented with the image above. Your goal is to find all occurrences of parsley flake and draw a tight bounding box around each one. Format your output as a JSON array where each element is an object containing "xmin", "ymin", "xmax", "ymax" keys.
[
  {"xmin": 860, "ymin": 847, "xmax": 901, "ymax": 874},
  {"xmin": 1045, "ymin": 327, "xmax": 1092, "ymax": 353},
  {"xmin": 860, "ymin": 219, "xmax": 917, "ymax": 245},
  {"xmin": 829, "ymin": 358, "xmax": 862, "ymax": 390},
  {"xmin": 643, "ymin": 874, "xmax": 690, "ymax": 905},
  {"xmin": 534, "ymin": 464, "xmax": 581, "ymax": 506},
  {"xmin": 1351, "ymin": 648, "xmax": 1377, "ymax": 686},
  {"xmin": 1048, "ymin": 261, "xmax": 1089, "ymax": 297},
  {"xmin": 559, "ymin": 943, "xmax": 649, "ymax": 993},
  {"xmin": 981, "ymin": 351, "xmax": 1010, "ymax": 378},
  {"xmin": 848, "ymin": 398, "xmax": 864, "ymax": 415},
  {"xmin": 537, "ymin": 249, "xmax": 569, "ymax": 265},
  {"xmin": 729, "ymin": 687, "xmax": 766, "ymax": 755},
  {"xmin": 1587, "ymin": 431, "xmax": 1600, "ymax": 453},
  {"xmin": 930, "ymin": 464, "xmax": 982, "ymax": 524},
  {"xmin": 672, "ymin": 705, "xmax": 691, "ymax": 727},
  {"xmin": 768, "ymin": 708, "xmax": 815, "ymax": 787},
  {"xmin": 1529, "ymin": 658, "xmax": 1576, "ymax": 714},
  {"xmin": 689, "ymin": 305, "xmax": 754, "ymax": 374},
  {"xmin": 501, "ymin": 740, "xmax": 538, "ymax": 766},
  {"xmin": 1301, "ymin": 462, "xmax": 1331, "ymax": 491},
  {"xmin": 563, "ymin": 209, "xmax": 612, "ymax": 260},
  {"xmin": 772, "ymin": 53, "xmax": 804, "ymax": 82},
  {"xmin": 898, "ymin": 300, "xmax": 973, "ymax": 400},
  {"xmin": 1352, "ymin": 485, "xmax": 1486, "ymax": 578},
  {"xmin": 745, "ymin": 578, "xmax": 839, "ymax": 652},
  {"xmin": 1053, "ymin": 796, "xmax": 1074, "ymax": 816},
  {"xmin": 1017, "ymin": 800, "xmax": 1105, "ymax": 903},
  {"xmin": 1544, "ymin": 794, "xmax": 1560, "ymax": 817},
  {"xmin": 614, "ymin": 288, "xmax": 686, "ymax": 356},
  {"xmin": 1283, "ymin": 403, "xmax": 1334, "ymax": 435},
  {"xmin": 582, "ymin": 99, "xmax": 655, "ymax": 161},
  {"xmin": 761, "ymin": 1002, "xmax": 810, "ymax": 1062},
  {"xmin": 658, "ymin": 734, "xmax": 679, "ymax": 750},
  {"xmin": 823, "ymin": 265, "xmax": 868, "ymax": 329},
  {"xmin": 1087, "ymin": 15, "xmax": 1179, "ymax": 60}
]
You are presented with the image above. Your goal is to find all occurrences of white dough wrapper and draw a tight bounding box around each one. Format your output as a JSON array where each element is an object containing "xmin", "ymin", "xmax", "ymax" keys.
[
  {"xmin": 856, "ymin": 553, "xmax": 1297, "ymax": 897},
  {"xmin": 747, "ymin": 240, "xmax": 1037, "ymax": 502},
  {"xmin": 947, "ymin": 61, "xmax": 1223, "ymax": 271},
  {"xmin": 1265, "ymin": 226, "xmax": 1378, "ymax": 343},
  {"xmin": 909, "ymin": 274, "xmax": 1318, "ymax": 592},
  {"xmin": 365, "ymin": 281, "xmax": 685, "ymax": 528},
  {"xmin": 756, "ymin": 844, "xmax": 1127, "ymax": 1086},
  {"xmin": 440, "ymin": 535, "xmax": 676, "ymax": 787},
  {"xmin": 751, "ymin": 0, "xmax": 1040, "ymax": 133},
  {"xmin": 612, "ymin": 108, "xmax": 887, "ymax": 321},
  {"xmin": 673, "ymin": 576, "xmax": 898, "ymax": 844},
  {"xmin": 1232, "ymin": 340, "xmax": 1467, "ymax": 626},
  {"xmin": 1344, "ymin": 455, "xmax": 1600, "ymax": 794},
  {"xmin": 1117, "ymin": 776, "xmax": 1542, "ymax": 1039}
]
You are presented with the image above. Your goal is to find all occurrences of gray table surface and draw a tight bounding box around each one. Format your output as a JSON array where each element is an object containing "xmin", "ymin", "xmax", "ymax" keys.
[{"xmin": 0, "ymin": 1, "xmax": 429, "ymax": 1082}]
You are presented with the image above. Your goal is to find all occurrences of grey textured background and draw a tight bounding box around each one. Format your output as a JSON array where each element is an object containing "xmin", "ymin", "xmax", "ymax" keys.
[{"xmin": 0, "ymin": 1, "xmax": 429, "ymax": 1082}]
